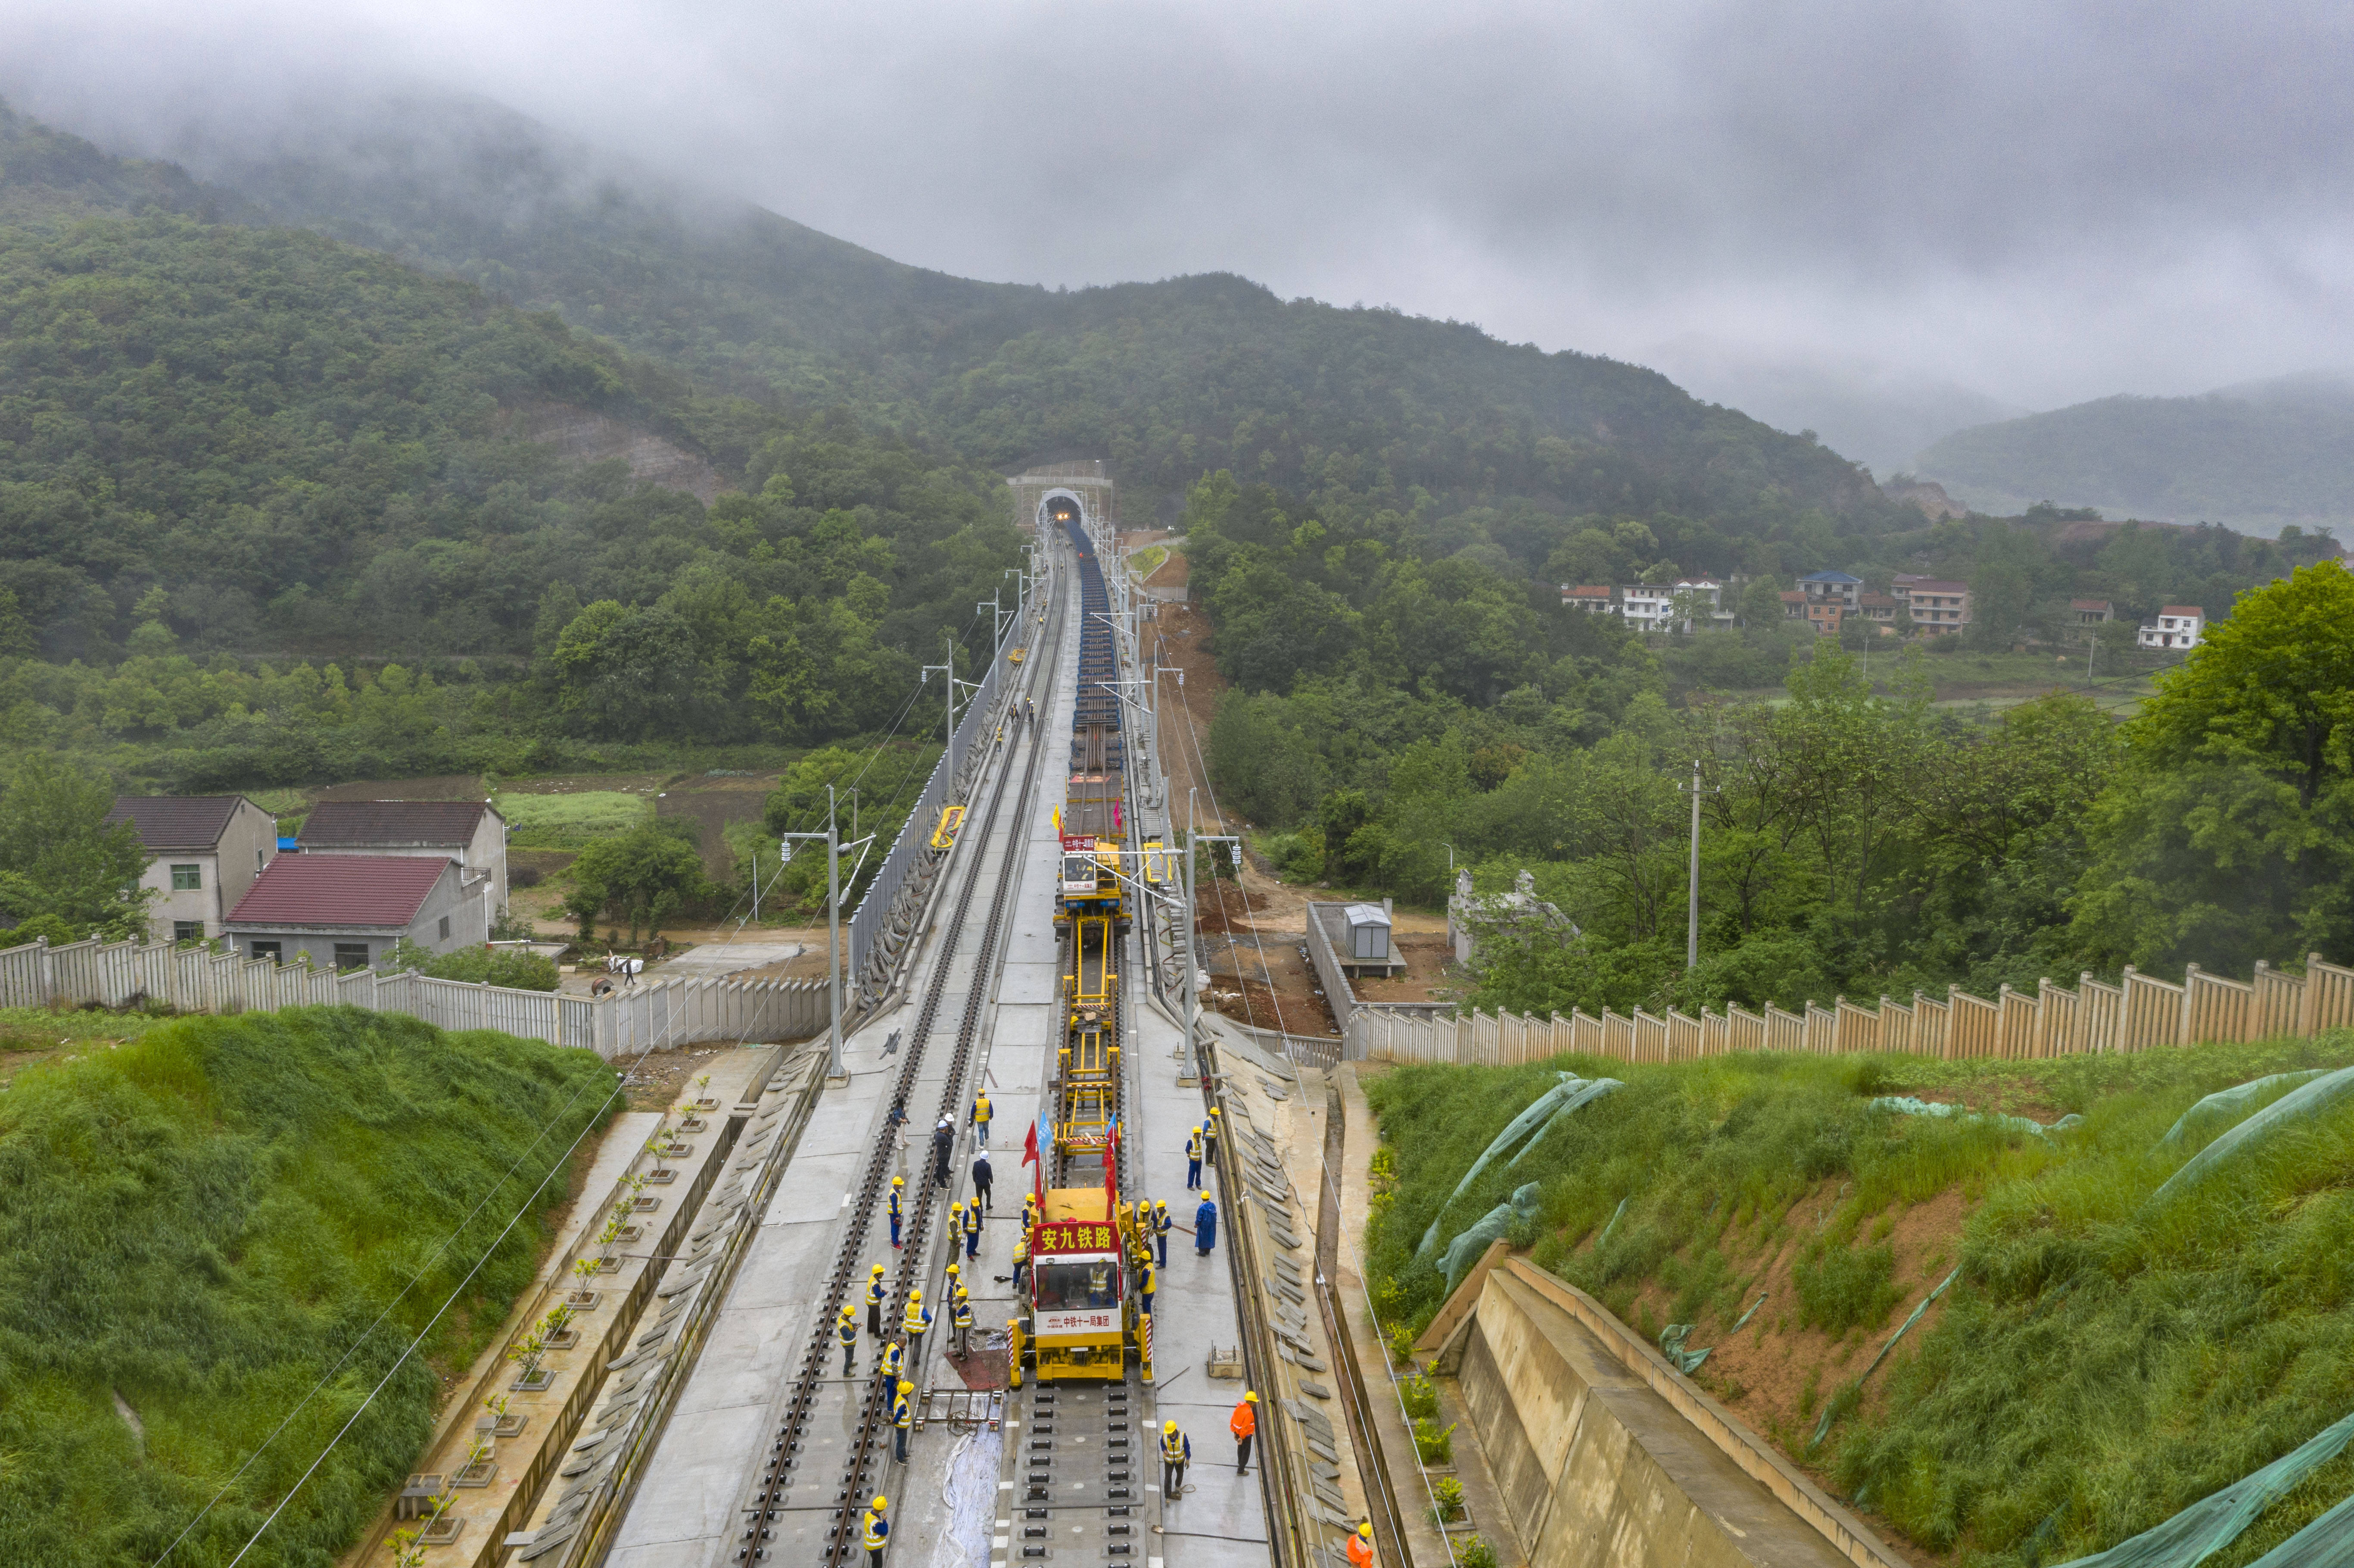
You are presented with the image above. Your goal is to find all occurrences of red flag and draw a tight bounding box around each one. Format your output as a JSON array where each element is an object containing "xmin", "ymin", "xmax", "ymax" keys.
[{"xmin": 1105, "ymin": 1121, "xmax": 1120, "ymax": 1209}]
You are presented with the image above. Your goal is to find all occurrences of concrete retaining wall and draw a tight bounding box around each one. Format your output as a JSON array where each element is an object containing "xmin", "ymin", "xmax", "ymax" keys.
[{"xmin": 1442, "ymin": 1263, "xmax": 1904, "ymax": 1568}]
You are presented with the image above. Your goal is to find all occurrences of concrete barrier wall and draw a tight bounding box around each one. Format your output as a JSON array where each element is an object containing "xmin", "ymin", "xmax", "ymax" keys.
[
  {"xmin": 1444, "ymin": 1264, "xmax": 1903, "ymax": 1568},
  {"xmin": 1358, "ymin": 955, "xmax": 2354, "ymax": 1065},
  {"xmin": 0, "ymin": 936, "xmax": 828, "ymax": 1060}
]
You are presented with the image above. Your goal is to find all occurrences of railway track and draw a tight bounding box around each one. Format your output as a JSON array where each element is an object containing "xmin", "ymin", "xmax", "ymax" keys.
[{"xmin": 735, "ymin": 558, "xmax": 1065, "ymax": 1567}]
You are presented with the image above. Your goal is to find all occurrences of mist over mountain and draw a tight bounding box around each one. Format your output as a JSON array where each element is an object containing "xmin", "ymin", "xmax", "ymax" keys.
[
  {"xmin": 1648, "ymin": 340, "xmax": 2027, "ymax": 479},
  {"xmin": 88, "ymin": 90, "xmax": 1897, "ymax": 527},
  {"xmin": 1914, "ymin": 372, "xmax": 2354, "ymax": 534}
]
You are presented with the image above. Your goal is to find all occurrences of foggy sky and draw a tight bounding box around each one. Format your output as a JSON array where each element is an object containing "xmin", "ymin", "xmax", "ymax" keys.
[{"xmin": 6, "ymin": 0, "xmax": 2351, "ymax": 438}]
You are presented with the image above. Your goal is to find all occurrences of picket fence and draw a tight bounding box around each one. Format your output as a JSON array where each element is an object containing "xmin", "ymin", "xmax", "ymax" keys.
[
  {"xmin": 1354, "ymin": 956, "xmax": 2354, "ymax": 1067},
  {"xmin": 0, "ymin": 936, "xmax": 828, "ymax": 1063}
]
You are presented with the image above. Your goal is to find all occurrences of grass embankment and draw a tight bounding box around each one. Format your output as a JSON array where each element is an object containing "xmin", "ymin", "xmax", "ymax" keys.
[
  {"xmin": 1366, "ymin": 1037, "xmax": 2354, "ymax": 1568},
  {"xmin": 0, "ymin": 1005, "xmax": 617, "ymax": 1566}
]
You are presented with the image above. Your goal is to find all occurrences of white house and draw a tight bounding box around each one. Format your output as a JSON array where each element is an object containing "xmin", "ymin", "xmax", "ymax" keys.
[
  {"xmin": 1620, "ymin": 580, "xmax": 1728, "ymax": 633},
  {"xmin": 104, "ymin": 796, "xmax": 280, "ymax": 944},
  {"xmin": 2137, "ymin": 605, "xmax": 2205, "ymax": 650}
]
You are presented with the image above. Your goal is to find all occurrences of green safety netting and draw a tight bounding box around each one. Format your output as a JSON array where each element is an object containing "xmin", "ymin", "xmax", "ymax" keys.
[
  {"xmin": 2158, "ymin": 1070, "xmax": 2332, "ymax": 1151},
  {"xmin": 2148, "ymin": 1065, "xmax": 2354, "ymax": 1210},
  {"xmin": 1508, "ymin": 1076, "xmax": 1625, "ymax": 1167},
  {"xmin": 1595, "ymin": 1195, "xmax": 1631, "ymax": 1250},
  {"xmin": 1869, "ymin": 1095, "xmax": 2084, "ymax": 1137},
  {"xmin": 1414, "ymin": 1072, "xmax": 1622, "ymax": 1265},
  {"xmin": 2046, "ymin": 1406, "xmax": 2354, "ymax": 1568},
  {"xmin": 1659, "ymin": 1322, "xmax": 1711, "ymax": 1374},
  {"xmin": 1440, "ymin": 1182, "xmax": 1542, "ymax": 1290},
  {"xmin": 2245, "ymin": 1487, "xmax": 2354, "ymax": 1568},
  {"xmin": 1731, "ymin": 1291, "xmax": 1770, "ymax": 1331},
  {"xmin": 1811, "ymin": 1265, "xmax": 1962, "ymax": 1450}
]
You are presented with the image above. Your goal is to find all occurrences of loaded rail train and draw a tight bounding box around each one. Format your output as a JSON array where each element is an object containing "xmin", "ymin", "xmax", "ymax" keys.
[{"xmin": 1014, "ymin": 502, "xmax": 1152, "ymax": 1384}]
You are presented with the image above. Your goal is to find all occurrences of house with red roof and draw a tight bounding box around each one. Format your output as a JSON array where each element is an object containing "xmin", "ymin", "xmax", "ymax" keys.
[
  {"xmin": 2138, "ymin": 605, "xmax": 2205, "ymax": 650},
  {"xmin": 105, "ymin": 796, "xmax": 280, "ymax": 945},
  {"xmin": 224, "ymin": 854, "xmax": 488, "ymax": 971}
]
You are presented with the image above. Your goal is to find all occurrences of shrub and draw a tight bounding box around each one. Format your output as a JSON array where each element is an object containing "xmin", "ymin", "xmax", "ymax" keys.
[
  {"xmin": 1458, "ymin": 1534, "xmax": 1499, "ymax": 1568},
  {"xmin": 1427, "ymin": 1475, "xmax": 1467, "ymax": 1524},
  {"xmin": 1400, "ymin": 1371, "xmax": 1440, "ymax": 1422},
  {"xmin": 1413, "ymin": 1416, "xmax": 1455, "ymax": 1465}
]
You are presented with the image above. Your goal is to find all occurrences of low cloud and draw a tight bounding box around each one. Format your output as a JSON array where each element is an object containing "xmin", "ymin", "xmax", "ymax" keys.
[{"xmin": 5, "ymin": 0, "xmax": 2348, "ymax": 417}]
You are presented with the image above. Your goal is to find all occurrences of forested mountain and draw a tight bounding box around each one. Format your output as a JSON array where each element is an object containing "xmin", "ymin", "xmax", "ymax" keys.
[
  {"xmin": 0, "ymin": 106, "xmax": 1022, "ymax": 786},
  {"xmin": 165, "ymin": 92, "xmax": 1895, "ymax": 529},
  {"xmin": 1914, "ymin": 373, "xmax": 2354, "ymax": 531}
]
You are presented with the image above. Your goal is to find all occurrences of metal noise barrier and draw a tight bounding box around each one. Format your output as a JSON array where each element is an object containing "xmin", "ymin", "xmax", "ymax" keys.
[{"xmin": 848, "ymin": 582, "xmax": 1039, "ymax": 1006}]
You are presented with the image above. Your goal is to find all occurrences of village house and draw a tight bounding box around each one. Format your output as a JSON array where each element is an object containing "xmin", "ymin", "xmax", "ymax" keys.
[
  {"xmin": 224, "ymin": 854, "xmax": 489, "ymax": 971},
  {"xmin": 2138, "ymin": 605, "xmax": 2205, "ymax": 650},
  {"xmin": 1560, "ymin": 584, "xmax": 1615, "ymax": 613},
  {"xmin": 104, "ymin": 796, "xmax": 280, "ymax": 944},
  {"xmin": 1893, "ymin": 575, "xmax": 1972, "ymax": 635},
  {"xmin": 2072, "ymin": 599, "xmax": 2114, "ymax": 623},
  {"xmin": 296, "ymin": 799, "xmax": 510, "ymax": 908}
]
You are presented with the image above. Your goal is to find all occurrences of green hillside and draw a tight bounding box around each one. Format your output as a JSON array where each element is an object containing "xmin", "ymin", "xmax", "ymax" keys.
[
  {"xmin": 0, "ymin": 1005, "xmax": 615, "ymax": 1567},
  {"xmin": 1915, "ymin": 384, "xmax": 2354, "ymax": 530},
  {"xmin": 1369, "ymin": 1039, "xmax": 2354, "ymax": 1568},
  {"xmin": 183, "ymin": 94, "xmax": 1892, "ymax": 528}
]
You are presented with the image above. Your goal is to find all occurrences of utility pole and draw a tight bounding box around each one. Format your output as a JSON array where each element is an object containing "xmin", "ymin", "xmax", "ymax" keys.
[
  {"xmin": 1675, "ymin": 759, "xmax": 1715, "ymax": 971},
  {"xmin": 778, "ymin": 785, "xmax": 843, "ymax": 1083},
  {"xmin": 922, "ymin": 634, "xmax": 959, "ymax": 749},
  {"xmin": 1183, "ymin": 787, "xmax": 1198, "ymax": 1083}
]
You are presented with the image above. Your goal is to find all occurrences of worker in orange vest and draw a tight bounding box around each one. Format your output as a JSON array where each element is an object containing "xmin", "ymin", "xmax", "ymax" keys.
[
  {"xmin": 1347, "ymin": 1521, "xmax": 1375, "ymax": 1568},
  {"xmin": 1230, "ymin": 1389, "xmax": 1258, "ymax": 1474}
]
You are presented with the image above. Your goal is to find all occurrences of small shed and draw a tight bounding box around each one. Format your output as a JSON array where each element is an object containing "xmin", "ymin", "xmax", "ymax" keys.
[{"xmin": 1342, "ymin": 902, "xmax": 1392, "ymax": 961}]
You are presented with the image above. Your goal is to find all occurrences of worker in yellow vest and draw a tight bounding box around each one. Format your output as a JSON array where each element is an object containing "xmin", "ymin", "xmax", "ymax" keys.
[
  {"xmin": 902, "ymin": 1289, "xmax": 932, "ymax": 1363},
  {"xmin": 1184, "ymin": 1126, "xmax": 1204, "ymax": 1188},
  {"xmin": 861, "ymin": 1495, "xmax": 889, "ymax": 1567},
  {"xmin": 969, "ymin": 1091, "xmax": 993, "ymax": 1145},
  {"xmin": 865, "ymin": 1262, "xmax": 887, "ymax": 1338},
  {"xmin": 838, "ymin": 1304, "xmax": 859, "ymax": 1375},
  {"xmin": 889, "ymin": 1175, "xmax": 906, "ymax": 1249},
  {"xmin": 951, "ymin": 1287, "xmax": 975, "ymax": 1356},
  {"xmin": 1012, "ymin": 1225, "xmax": 1030, "ymax": 1292},
  {"xmin": 892, "ymin": 1378, "xmax": 914, "ymax": 1462},
  {"xmin": 962, "ymin": 1197, "xmax": 982, "ymax": 1259},
  {"xmin": 1161, "ymin": 1419, "xmax": 1190, "ymax": 1498}
]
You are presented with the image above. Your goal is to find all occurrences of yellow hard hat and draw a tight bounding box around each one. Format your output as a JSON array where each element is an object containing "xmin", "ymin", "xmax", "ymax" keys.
[
  {"xmin": 1210, "ymin": 1107, "xmax": 1221, "ymax": 1117},
  {"xmin": 947, "ymin": 1262, "xmax": 961, "ymax": 1274},
  {"xmin": 872, "ymin": 1494, "xmax": 888, "ymax": 1511},
  {"xmin": 951, "ymin": 1199, "xmax": 963, "ymax": 1210},
  {"xmin": 893, "ymin": 1176, "xmax": 904, "ymax": 1186},
  {"xmin": 1359, "ymin": 1523, "xmax": 1373, "ymax": 1538},
  {"xmin": 909, "ymin": 1287, "xmax": 923, "ymax": 1301},
  {"xmin": 1154, "ymin": 1199, "xmax": 1168, "ymax": 1211},
  {"xmin": 898, "ymin": 1379, "xmax": 914, "ymax": 1393},
  {"xmin": 1164, "ymin": 1419, "xmax": 1177, "ymax": 1434},
  {"xmin": 839, "ymin": 1303, "xmax": 854, "ymax": 1316},
  {"xmin": 871, "ymin": 1263, "xmax": 885, "ymax": 1275},
  {"xmin": 1244, "ymin": 1391, "xmax": 1258, "ymax": 1403}
]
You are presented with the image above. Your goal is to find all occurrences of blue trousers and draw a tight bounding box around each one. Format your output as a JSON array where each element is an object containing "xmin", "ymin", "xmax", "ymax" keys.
[
  {"xmin": 891, "ymin": 1214, "xmax": 901, "ymax": 1247},
  {"xmin": 1186, "ymin": 1159, "xmax": 1200, "ymax": 1187},
  {"xmin": 965, "ymin": 1230, "xmax": 978, "ymax": 1259},
  {"xmin": 1157, "ymin": 1235, "xmax": 1168, "ymax": 1267}
]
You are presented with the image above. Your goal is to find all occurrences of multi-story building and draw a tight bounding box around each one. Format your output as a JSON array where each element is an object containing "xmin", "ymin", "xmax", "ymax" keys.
[
  {"xmin": 1892, "ymin": 576, "xmax": 1971, "ymax": 635},
  {"xmin": 1620, "ymin": 580, "xmax": 1729, "ymax": 633},
  {"xmin": 2138, "ymin": 606, "xmax": 2205, "ymax": 650},
  {"xmin": 224, "ymin": 855, "xmax": 489, "ymax": 970},
  {"xmin": 104, "ymin": 796, "xmax": 280, "ymax": 944}
]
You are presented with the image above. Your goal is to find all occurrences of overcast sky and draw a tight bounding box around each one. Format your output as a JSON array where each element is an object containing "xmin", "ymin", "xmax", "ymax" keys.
[{"xmin": 7, "ymin": 0, "xmax": 2351, "ymax": 441}]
